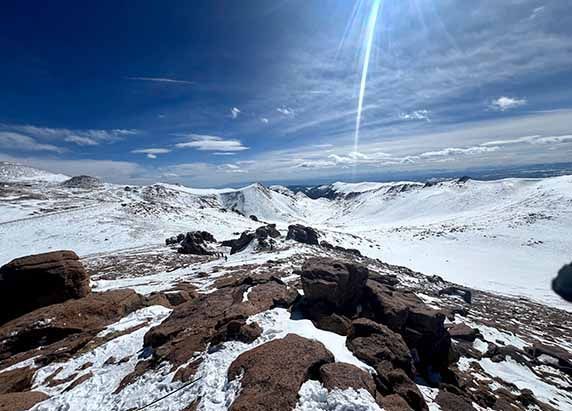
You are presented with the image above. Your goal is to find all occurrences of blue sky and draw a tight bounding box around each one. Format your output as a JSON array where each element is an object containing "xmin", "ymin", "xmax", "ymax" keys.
[{"xmin": 1, "ymin": 0, "xmax": 571, "ymax": 187}]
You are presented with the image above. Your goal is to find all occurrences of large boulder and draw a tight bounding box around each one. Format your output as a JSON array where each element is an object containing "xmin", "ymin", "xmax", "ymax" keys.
[
  {"xmin": 60, "ymin": 175, "xmax": 102, "ymax": 189},
  {"xmin": 347, "ymin": 318, "xmax": 413, "ymax": 375},
  {"xmin": 255, "ymin": 224, "xmax": 280, "ymax": 240},
  {"xmin": 222, "ymin": 231, "xmax": 255, "ymax": 254},
  {"xmin": 301, "ymin": 258, "xmax": 368, "ymax": 310},
  {"xmin": 0, "ymin": 251, "xmax": 90, "ymax": 324},
  {"xmin": 319, "ymin": 362, "xmax": 376, "ymax": 395},
  {"xmin": 286, "ymin": 224, "xmax": 319, "ymax": 245},
  {"xmin": 553, "ymin": 262, "xmax": 572, "ymax": 302},
  {"xmin": 227, "ymin": 334, "xmax": 334, "ymax": 411},
  {"xmin": 178, "ymin": 231, "xmax": 215, "ymax": 255}
]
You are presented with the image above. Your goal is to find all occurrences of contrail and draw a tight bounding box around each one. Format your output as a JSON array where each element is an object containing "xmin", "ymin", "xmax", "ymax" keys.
[{"xmin": 353, "ymin": 0, "xmax": 382, "ymax": 155}]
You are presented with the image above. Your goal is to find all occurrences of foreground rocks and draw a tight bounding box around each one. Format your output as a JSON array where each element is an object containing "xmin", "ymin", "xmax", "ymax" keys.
[
  {"xmin": 0, "ymin": 289, "xmax": 146, "ymax": 362},
  {"xmin": 228, "ymin": 334, "xmax": 334, "ymax": 410},
  {"xmin": 0, "ymin": 250, "xmax": 90, "ymax": 324}
]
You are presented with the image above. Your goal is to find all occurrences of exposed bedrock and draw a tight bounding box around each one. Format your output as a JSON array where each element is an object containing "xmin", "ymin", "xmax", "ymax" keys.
[{"xmin": 0, "ymin": 250, "xmax": 90, "ymax": 325}]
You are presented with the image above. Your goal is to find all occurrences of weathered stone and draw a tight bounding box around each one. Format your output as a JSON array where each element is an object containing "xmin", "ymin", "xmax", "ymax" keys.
[
  {"xmin": 0, "ymin": 391, "xmax": 49, "ymax": 411},
  {"xmin": 347, "ymin": 318, "xmax": 413, "ymax": 375},
  {"xmin": 301, "ymin": 258, "xmax": 368, "ymax": 310},
  {"xmin": 286, "ymin": 224, "xmax": 319, "ymax": 245},
  {"xmin": 553, "ymin": 263, "xmax": 572, "ymax": 302},
  {"xmin": 375, "ymin": 365, "xmax": 428, "ymax": 411},
  {"xmin": 0, "ymin": 289, "xmax": 145, "ymax": 361},
  {"xmin": 0, "ymin": 250, "xmax": 90, "ymax": 324},
  {"xmin": 227, "ymin": 334, "xmax": 334, "ymax": 411},
  {"xmin": 435, "ymin": 391, "xmax": 476, "ymax": 411},
  {"xmin": 447, "ymin": 323, "xmax": 480, "ymax": 342},
  {"xmin": 319, "ymin": 362, "xmax": 376, "ymax": 394},
  {"xmin": 0, "ymin": 366, "xmax": 35, "ymax": 394}
]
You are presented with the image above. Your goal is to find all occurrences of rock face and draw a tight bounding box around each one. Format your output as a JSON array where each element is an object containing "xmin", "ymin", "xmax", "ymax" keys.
[
  {"xmin": 178, "ymin": 231, "xmax": 216, "ymax": 255},
  {"xmin": 0, "ymin": 391, "xmax": 49, "ymax": 411},
  {"xmin": 144, "ymin": 275, "xmax": 299, "ymax": 368},
  {"xmin": 227, "ymin": 334, "xmax": 334, "ymax": 411},
  {"xmin": 0, "ymin": 289, "xmax": 146, "ymax": 361},
  {"xmin": 320, "ymin": 241, "xmax": 362, "ymax": 257},
  {"xmin": 286, "ymin": 224, "xmax": 319, "ymax": 245},
  {"xmin": 222, "ymin": 231, "xmax": 255, "ymax": 254},
  {"xmin": 255, "ymin": 224, "xmax": 280, "ymax": 240},
  {"xmin": 347, "ymin": 318, "xmax": 413, "ymax": 374},
  {"xmin": 0, "ymin": 250, "xmax": 90, "ymax": 324},
  {"xmin": 552, "ymin": 262, "xmax": 572, "ymax": 302},
  {"xmin": 301, "ymin": 258, "xmax": 368, "ymax": 310},
  {"xmin": 447, "ymin": 323, "xmax": 480, "ymax": 342},
  {"xmin": 60, "ymin": 175, "xmax": 102, "ymax": 189},
  {"xmin": 319, "ymin": 362, "xmax": 376, "ymax": 394}
]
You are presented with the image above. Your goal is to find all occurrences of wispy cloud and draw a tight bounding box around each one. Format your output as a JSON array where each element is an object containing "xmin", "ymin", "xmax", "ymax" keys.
[
  {"xmin": 175, "ymin": 134, "xmax": 249, "ymax": 152},
  {"xmin": 126, "ymin": 76, "xmax": 195, "ymax": 85},
  {"xmin": 230, "ymin": 107, "xmax": 241, "ymax": 119},
  {"xmin": 131, "ymin": 148, "xmax": 171, "ymax": 159},
  {"xmin": 0, "ymin": 132, "xmax": 63, "ymax": 153},
  {"xmin": 3, "ymin": 125, "xmax": 138, "ymax": 146},
  {"xmin": 260, "ymin": 117, "xmax": 269, "ymax": 124},
  {"xmin": 277, "ymin": 107, "xmax": 295, "ymax": 116},
  {"xmin": 482, "ymin": 134, "xmax": 572, "ymax": 146},
  {"xmin": 490, "ymin": 97, "xmax": 527, "ymax": 111},
  {"xmin": 399, "ymin": 110, "xmax": 431, "ymax": 122}
]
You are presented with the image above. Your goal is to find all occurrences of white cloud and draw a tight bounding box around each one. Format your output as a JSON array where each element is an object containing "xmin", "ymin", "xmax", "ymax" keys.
[
  {"xmin": 260, "ymin": 118, "xmax": 269, "ymax": 124},
  {"xmin": 277, "ymin": 107, "xmax": 295, "ymax": 116},
  {"xmin": 175, "ymin": 134, "xmax": 249, "ymax": 152},
  {"xmin": 481, "ymin": 134, "xmax": 572, "ymax": 146},
  {"xmin": 147, "ymin": 153, "xmax": 157, "ymax": 159},
  {"xmin": 4, "ymin": 125, "xmax": 138, "ymax": 146},
  {"xmin": 126, "ymin": 77, "xmax": 194, "ymax": 85},
  {"xmin": 230, "ymin": 107, "xmax": 241, "ymax": 119},
  {"xmin": 490, "ymin": 97, "xmax": 527, "ymax": 111},
  {"xmin": 419, "ymin": 146, "xmax": 500, "ymax": 158},
  {"xmin": 399, "ymin": 110, "xmax": 431, "ymax": 122},
  {"xmin": 529, "ymin": 6, "xmax": 545, "ymax": 20},
  {"xmin": 0, "ymin": 132, "xmax": 63, "ymax": 153},
  {"xmin": 131, "ymin": 148, "xmax": 171, "ymax": 154}
]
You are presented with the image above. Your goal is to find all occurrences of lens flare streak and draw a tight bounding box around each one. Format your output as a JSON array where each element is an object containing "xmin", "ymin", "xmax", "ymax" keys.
[{"xmin": 353, "ymin": 0, "xmax": 382, "ymax": 155}]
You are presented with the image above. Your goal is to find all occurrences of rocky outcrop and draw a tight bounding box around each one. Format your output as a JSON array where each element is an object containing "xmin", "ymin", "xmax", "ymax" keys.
[
  {"xmin": 320, "ymin": 241, "xmax": 362, "ymax": 257},
  {"xmin": 301, "ymin": 258, "xmax": 368, "ymax": 310},
  {"xmin": 144, "ymin": 277, "xmax": 299, "ymax": 369},
  {"xmin": 0, "ymin": 250, "xmax": 90, "ymax": 324},
  {"xmin": 60, "ymin": 175, "xmax": 102, "ymax": 189},
  {"xmin": 347, "ymin": 318, "xmax": 413, "ymax": 374},
  {"xmin": 552, "ymin": 262, "xmax": 572, "ymax": 302},
  {"xmin": 0, "ymin": 392, "xmax": 49, "ymax": 411},
  {"xmin": 0, "ymin": 289, "xmax": 145, "ymax": 361},
  {"xmin": 318, "ymin": 362, "xmax": 376, "ymax": 395},
  {"xmin": 227, "ymin": 334, "xmax": 334, "ymax": 411},
  {"xmin": 255, "ymin": 224, "xmax": 280, "ymax": 239},
  {"xmin": 178, "ymin": 231, "xmax": 216, "ymax": 255},
  {"xmin": 222, "ymin": 231, "xmax": 255, "ymax": 254},
  {"xmin": 439, "ymin": 286, "xmax": 473, "ymax": 304},
  {"xmin": 286, "ymin": 224, "xmax": 319, "ymax": 245},
  {"xmin": 447, "ymin": 323, "xmax": 480, "ymax": 342}
]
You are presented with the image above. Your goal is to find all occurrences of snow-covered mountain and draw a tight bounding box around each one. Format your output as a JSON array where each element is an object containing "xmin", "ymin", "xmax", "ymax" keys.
[
  {"xmin": 0, "ymin": 161, "xmax": 69, "ymax": 183},
  {"xmin": 1, "ymin": 163, "xmax": 571, "ymax": 310}
]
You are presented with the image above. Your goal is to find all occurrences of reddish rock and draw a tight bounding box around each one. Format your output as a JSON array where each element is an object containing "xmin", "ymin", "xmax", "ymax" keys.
[
  {"xmin": 435, "ymin": 391, "xmax": 476, "ymax": 411},
  {"xmin": 319, "ymin": 362, "xmax": 376, "ymax": 394},
  {"xmin": 347, "ymin": 318, "xmax": 413, "ymax": 375},
  {"xmin": 301, "ymin": 258, "xmax": 368, "ymax": 310},
  {"xmin": 377, "ymin": 393, "xmax": 414, "ymax": 411},
  {"xmin": 228, "ymin": 334, "xmax": 334, "ymax": 410},
  {"xmin": 144, "ymin": 279, "xmax": 298, "ymax": 368},
  {"xmin": 0, "ymin": 391, "xmax": 49, "ymax": 411},
  {"xmin": 0, "ymin": 250, "xmax": 90, "ymax": 324},
  {"xmin": 447, "ymin": 323, "xmax": 480, "ymax": 342},
  {"xmin": 0, "ymin": 366, "xmax": 35, "ymax": 394},
  {"xmin": 375, "ymin": 365, "xmax": 427, "ymax": 411},
  {"xmin": 0, "ymin": 289, "xmax": 145, "ymax": 361}
]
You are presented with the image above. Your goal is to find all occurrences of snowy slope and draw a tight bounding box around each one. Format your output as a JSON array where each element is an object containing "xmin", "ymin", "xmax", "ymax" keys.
[
  {"xmin": 0, "ymin": 161, "xmax": 69, "ymax": 183},
  {"xmin": 0, "ymin": 164, "xmax": 570, "ymax": 309}
]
